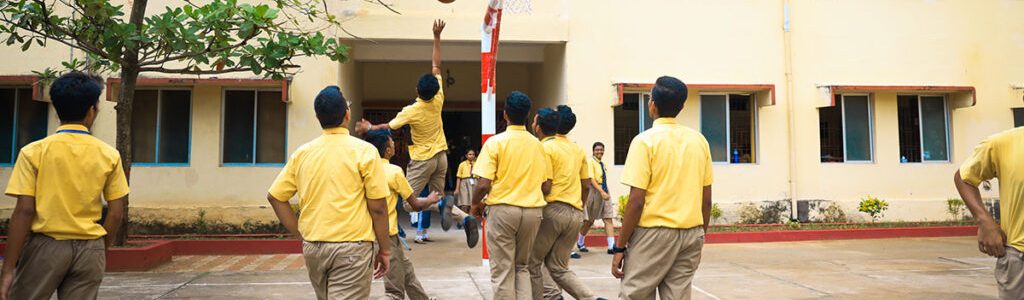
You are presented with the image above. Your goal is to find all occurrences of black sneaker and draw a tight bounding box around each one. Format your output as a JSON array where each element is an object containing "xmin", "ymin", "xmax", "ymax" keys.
[
  {"xmin": 570, "ymin": 252, "xmax": 581, "ymax": 259},
  {"xmin": 464, "ymin": 216, "xmax": 480, "ymax": 248},
  {"xmin": 578, "ymin": 244, "xmax": 589, "ymax": 253},
  {"xmin": 607, "ymin": 249, "xmax": 614, "ymax": 255},
  {"xmin": 439, "ymin": 197, "xmax": 452, "ymax": 231}
]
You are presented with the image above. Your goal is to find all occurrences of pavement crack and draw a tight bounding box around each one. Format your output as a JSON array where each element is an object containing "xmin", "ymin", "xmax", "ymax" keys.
[
  {"xmin": 466, "ymin": 270, "xmax": 486, "ymax": 299},
  {"xmin": 155, "ymin": 272, "xmax": 210, "ymax": 299}
]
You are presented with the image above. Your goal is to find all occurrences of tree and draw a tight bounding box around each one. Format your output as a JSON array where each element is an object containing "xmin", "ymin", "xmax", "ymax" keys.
[{"xmin": 0, "ymin": 0, "xmax": 355, "ymax": 245}]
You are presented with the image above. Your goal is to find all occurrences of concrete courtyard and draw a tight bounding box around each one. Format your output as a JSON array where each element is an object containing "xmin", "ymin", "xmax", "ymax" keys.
[{"xmin": 97, "ymin": 229, "xmax": 999, "ymax": 299}]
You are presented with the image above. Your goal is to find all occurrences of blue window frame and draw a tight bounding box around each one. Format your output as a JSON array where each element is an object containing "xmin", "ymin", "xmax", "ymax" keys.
[
  {"xmin": 222, "ymin": 89, "xmax": 287, "ymax": 166},
  {"xmin": 1, "ymin": 87, "xmax": 48, "ymax": 166},
  {"xmin": 132, "ymin": 89, "xmax": 192, "ymax": 166}
]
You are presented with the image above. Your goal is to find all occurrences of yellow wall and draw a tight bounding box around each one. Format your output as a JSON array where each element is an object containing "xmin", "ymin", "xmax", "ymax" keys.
[{"xmin": 2, "ymin": 0, "xmax": 1023, "ymax": 223}]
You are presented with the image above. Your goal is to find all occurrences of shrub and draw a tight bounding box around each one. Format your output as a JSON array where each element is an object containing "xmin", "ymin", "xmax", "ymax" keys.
[
  {"xmin": 710, "ymin": 203, "xmax": 723, "ymax": 224},
  {"xmin": 617, "ymin": 195, "xmax": 628, "ymax": 220},
  {"xmin": 858, "ymin": 195, "xmax": 889, "ymax": 222},
  {"xmin": 738, "ymin": 201, "xmax": 788, "ymax": 224},
  {"xmin": 738, "ymin": 203, "xmax": 761, "ymax": 224},
  {"xmin": 947, "ymin": 198, "xmax": 969, "ymax": 221}
]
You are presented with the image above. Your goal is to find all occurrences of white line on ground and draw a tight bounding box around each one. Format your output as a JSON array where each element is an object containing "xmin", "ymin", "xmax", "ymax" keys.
[{"xmin": 693, "ymin": 285, "xmax": 721, "ymax": 300}]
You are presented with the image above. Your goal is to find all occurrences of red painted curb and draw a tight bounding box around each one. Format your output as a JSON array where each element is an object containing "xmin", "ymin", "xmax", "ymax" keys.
[
  {"xmin": 171, "ymin": 239, "xmax": 301, "ymax": 255},
  {"xmin": 582, "ymin": 225, "xmax": 977, "ymax": 247},
  {"xmin": 105, "ymin": 241, "xmax": 174, "ymax": 272}
]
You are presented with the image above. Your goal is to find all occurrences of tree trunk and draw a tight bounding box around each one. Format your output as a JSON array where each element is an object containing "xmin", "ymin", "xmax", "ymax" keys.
[{"xmin": 111, "ymin": 0, "xmax": 149, "ymax": 246}]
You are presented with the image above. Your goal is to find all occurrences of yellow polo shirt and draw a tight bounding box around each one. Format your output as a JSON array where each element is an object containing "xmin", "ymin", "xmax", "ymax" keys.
[
  {"xmin": 382, "ymin": 159, "xmax": 414, "ymax": 237},
  {"xmin": 621, "ymin": 118, "xmax": 713, "ymax": 229},
  {"xmin": 590, "ymin": 157, "xmax": 607, "ymax": 186},
  {"xmin": 268, "ymin": 127, "xmax": 389, "ymax": 242},
  {"xmin": 542, "ymin": 136, "xmax": 590, "ymax": 209},
  {"xmin": 456, "ymin": 160, "xmax": 475, "ymax": 179},
  {"xmin": 959, "ymin": 127, "xmax": 1024, "ymax": 251},
  {"xmin": 473, "ymin": 126, "xmax": 551, "ymax": 208},
  {"xmin": 388, "ymin": 74, "xmax": 448, "ymax": 161},
  {"xmin": 5, "ymin": 124, "xmax": 129, "ymax": 240}
]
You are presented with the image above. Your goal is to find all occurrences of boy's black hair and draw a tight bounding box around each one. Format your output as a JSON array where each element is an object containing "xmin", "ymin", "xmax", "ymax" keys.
[
  {"xmin": 49, "ymin": 71, "xmax": 103, "ymax": 122},
  {"xmin": 593, "ymin": 142, "xmax": 605, "ymax": 150},
  {"xmin": 364, "ymin": 129, "xmax": 392, "ymax": 158},
  {"xmin": 417, "ymin": 73, "xmax": 440, "ymax": 101},
  {"xmin": 314, "ymin": 86, "xmax": 347, "ymax": 129},
  {"xmin": 651, "ymin": 76, "xmax": 688, "ymax": 118},
  {"xmin": 536, "ymin": 107, "xmax": 560, "ymax": 136},
  {"xmin": 504, "ymin": 91, "xmax": 531, "ymax": 125},
  {"xmin": 555, "ymin": 105, "xmax": 576, "ymax": 135}
]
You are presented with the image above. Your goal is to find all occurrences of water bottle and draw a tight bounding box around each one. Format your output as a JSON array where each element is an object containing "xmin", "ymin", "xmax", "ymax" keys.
[{"xmin": 732, "ymin": 148, "xmax": 740, "ymax": 163}]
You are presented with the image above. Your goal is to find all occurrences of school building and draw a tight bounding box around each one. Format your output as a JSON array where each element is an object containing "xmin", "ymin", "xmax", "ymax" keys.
[{"xmin": 1, "ymin": 0, "xmax": 1023, "ymax": 224}]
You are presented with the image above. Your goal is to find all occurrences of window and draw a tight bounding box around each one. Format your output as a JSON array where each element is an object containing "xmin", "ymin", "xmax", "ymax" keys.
[
  {"xmin": 1014, "ymin": 108, "xmax": 1024, "ymax": 128},
  {"xmin": 132, "ymin": 89, "xmax": 191, "ymax": 165},
  {"xmin": 819, "ymin": 94, "xmax": 873, "ymax": 163},
  {"xmin": 223, "ymin": 90, "xmax": 286, "ymax": 165},
  {"xmin": 1, "ymin": 87, "xmax": 48, "ymax": 165},
  {"xmin": 701, "ymin": 94, "xmax": 756, "ymax": 163},
  {"xmin": 613, "ymin": 92, "xmax": 652, "ymax": 165},
  {"xmin": 897, "ymin": 95, "xmax": 950, "ymax": 163}
]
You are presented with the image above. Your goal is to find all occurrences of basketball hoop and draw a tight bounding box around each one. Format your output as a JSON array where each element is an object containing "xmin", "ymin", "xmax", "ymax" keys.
[{"xmin": 502, "ymin": 0, "xmax": 532, "ymax": 14}]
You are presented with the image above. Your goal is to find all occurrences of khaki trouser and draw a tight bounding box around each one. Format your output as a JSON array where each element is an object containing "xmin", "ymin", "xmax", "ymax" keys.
[
  {"xmin": 529, "ymin": 202, "xmax": 596, "ymax": 300},
  {"xmin": 9, "ymin": 234, "xmax": 105, "ymax": 300},
  {"xmin": 407, "ymin": 151, "xmax": 448, "ymax": 199},
  {"xmin": 997, "ymin": 246, "xmax": 1024, "ymax": 300},
  {"xmin": 485, "ymin": 204, "xmax": 544, "ymax": 300},
  {"xmin": 620, "ymin": 227, "xmax": 705, "ymax": 300},
  {"xmin": 302, "ymin": 241, "xmax": 373, "ymax": 300},
  {"xmin": 385, "ymin": 235, "xmax": 429, "ymax": 300}
]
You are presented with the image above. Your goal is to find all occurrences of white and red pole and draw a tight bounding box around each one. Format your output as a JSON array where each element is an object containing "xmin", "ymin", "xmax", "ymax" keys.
[{"xmin": 480, "ymin": 0, "xmax": 503, "ymax": 268}]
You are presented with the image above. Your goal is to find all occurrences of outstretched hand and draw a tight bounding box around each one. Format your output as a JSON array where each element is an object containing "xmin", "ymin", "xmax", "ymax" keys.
[
  {"xmin": 355, "ymin": 119, "xmax": 371, "ymax": 136},
  {"xmin": 433, "ymin": 19, "xmax": 446, "ymax": 36}
]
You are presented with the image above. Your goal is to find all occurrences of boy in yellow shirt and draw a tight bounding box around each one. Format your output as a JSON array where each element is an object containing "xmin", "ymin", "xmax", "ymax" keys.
[
  {"xmin": 612, "ymin": 76, "xmax": 714, "ymax": 299},
  {"xmin": 470, "ymin": 91, "xmax": 552, "ymax": 299},
  {"xmin": 364, "ymin": 129, "xmax": 442, "ymax": 300},
  {"xmin": 954, "ymin": 126, "xmax": 1024, "ymax": 299},
  {"xmin": 267, "ymin": 86, "xmax": 391, "ymax": 300},
  {"xmin": 529, "ymin": 106, "xmax": 605, "ymax": 300},
  {"xmin": 2, "ymin": 72, "xmax": 129, "ymax": 300},
  {"xmin": 356, "ymin": 20, "xmax": 477, "ymax": 245}
]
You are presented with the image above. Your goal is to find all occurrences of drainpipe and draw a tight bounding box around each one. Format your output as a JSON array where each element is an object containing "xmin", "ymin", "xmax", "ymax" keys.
[{"xmin": 783, "ymin": 0, "xmax": 798, "ymax": 221}]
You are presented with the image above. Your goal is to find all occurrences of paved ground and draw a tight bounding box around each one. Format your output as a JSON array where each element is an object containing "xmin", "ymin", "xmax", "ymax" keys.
[{"xmin": 97, "ymin": 228, "xmax": 1000, "ymax": 299}]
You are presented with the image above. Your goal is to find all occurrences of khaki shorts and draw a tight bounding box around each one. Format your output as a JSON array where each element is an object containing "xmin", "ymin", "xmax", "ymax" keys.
[
  {"xmin": 584, "ymin": 186, "xmax": 607, "ymax": 221},
  {"xmin": 9, "ymin": 234, "xmax": 105, "ymax": 300},
  {"xmin": 997, "ymin": 246, "xmax": 1024, "ymax": 300}
]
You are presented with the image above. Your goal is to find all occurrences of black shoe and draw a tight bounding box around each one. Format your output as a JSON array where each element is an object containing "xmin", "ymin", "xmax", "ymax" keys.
[
  {"xmin": 464, "ymin": 216, "xmax": 480, "ymax": 248},
  {"xmin": 570, "ymin": 252, "xmax": 581, "ymax": 259},
  {"xmin": 607, "ymin": 249, "xmax": 614, "ymax": 255},
  {"xmin": 578, "ymin": 244, "xmax": 589, "ymax": 253},
  {"xmin": 439, "ymin": 197, "xmax": 452, "ymax": 232},
  {"xmin": 596, "ymin": 297, "xmax": 608, "ymax": 300}
]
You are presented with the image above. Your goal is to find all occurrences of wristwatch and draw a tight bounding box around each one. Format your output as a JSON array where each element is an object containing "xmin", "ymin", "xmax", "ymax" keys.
[{"xmin": 611, "ymin": 245, "xmax": 627, "ymax": 253}]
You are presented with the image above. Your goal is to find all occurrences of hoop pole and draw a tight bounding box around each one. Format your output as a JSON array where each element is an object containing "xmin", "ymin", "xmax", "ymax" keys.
[{"xmin": 480, "ymin": 0, "xmax": 503, "ymax": 268}]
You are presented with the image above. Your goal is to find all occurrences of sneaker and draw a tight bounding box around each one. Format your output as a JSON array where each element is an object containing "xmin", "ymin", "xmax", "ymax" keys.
[
  {"xmin": 414, "ymin": 238, "xmax": 426, "ymax": 244},
  {"xmin": 578, "ymin": 243, "xmax": 589, "ymax": 253},
  {"xmin": 607, "ymin": 249, "xmax": 614, "ymax": 255},
  {"xmin": 464, "ymin": 216, "xmax": 480, "ymax": 248},
  {"xmin": 422, "ymin": 238, "xmax": 434, "ymax": 242},
  {"xmin": 570, "ymin": 252, "xmax": 581, "ymax": 259},
  {"xmin": 439, "ymin": 197, "xmax": 452, "ymax": 232}
]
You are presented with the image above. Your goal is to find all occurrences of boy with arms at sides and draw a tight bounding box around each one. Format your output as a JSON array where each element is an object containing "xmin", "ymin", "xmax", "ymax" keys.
[
  {"xmin": 470, "ymin": 91, "xmax": 552, "ymax": 299},
  {"xmin": 530, "ymin": 106, "xmax": 606, "ymax": 300},
  {"xmin": 364, "ymin": 129, "xmax": 443, "ymax": 300},
  {"xmin": 612, "ymin": 76, "xmax": 714, "ymax": 300},
  {"xmin": 266, "ymin": 86, "xmax": 391, "ymax": 300},
  {"xmin": 954, "ymin": 125, "xmax": 1024, "ymax": 299},
  {"xmin": 356, "ymin": 20, "xmax": 479, "ymax": 246},
  {"xmin": 2, "ymin": 72, "xmax": 129, "ymax": 300}
]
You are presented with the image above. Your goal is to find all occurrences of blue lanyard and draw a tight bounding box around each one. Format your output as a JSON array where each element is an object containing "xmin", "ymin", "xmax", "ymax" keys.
[{"xmin": 56, "ymin": 129, "xmax": 90, "ymax": 135}]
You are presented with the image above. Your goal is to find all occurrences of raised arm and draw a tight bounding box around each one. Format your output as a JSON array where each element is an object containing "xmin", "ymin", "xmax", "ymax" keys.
[{"xmin": 432, "ymin": 19, "xmax": 445, "ymax": 75}]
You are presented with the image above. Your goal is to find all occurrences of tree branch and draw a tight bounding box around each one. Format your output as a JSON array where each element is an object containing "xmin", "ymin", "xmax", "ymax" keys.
[{"xmin": 139, "ymin": 64, "xmax": 300, "ymax": 75}]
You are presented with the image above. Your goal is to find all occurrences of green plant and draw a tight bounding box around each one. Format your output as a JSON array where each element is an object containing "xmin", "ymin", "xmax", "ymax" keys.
[
  {"xmin": 710, "ymin": 203, "xmax": 723, "ymax": 223},
  {"xmin": 946, "ymin": 198, "xmax": 969, "ymax": 221},
  {"xmin": 819, "ymin": 202, "xmax": 849, "ymax": 223},
  {"xmin": 737, "ymin": 203, "xmax": 761, "ymax": 224},
  {"xmin": 858, "ymin": 195, "xmax": 889, "ymax": 222},
  {"xmin": 786, "ymin": 220, "xmax": 802, "ymax": 230},
  {"xmin": 617, "ymin": 195, "xmax": 628, "ymax": 220}
]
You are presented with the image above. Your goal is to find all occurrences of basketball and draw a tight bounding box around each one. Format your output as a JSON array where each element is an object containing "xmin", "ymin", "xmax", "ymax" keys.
[{"xmin": 438, "ymin": 0, "xmax": 455, "ymax": 3}]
